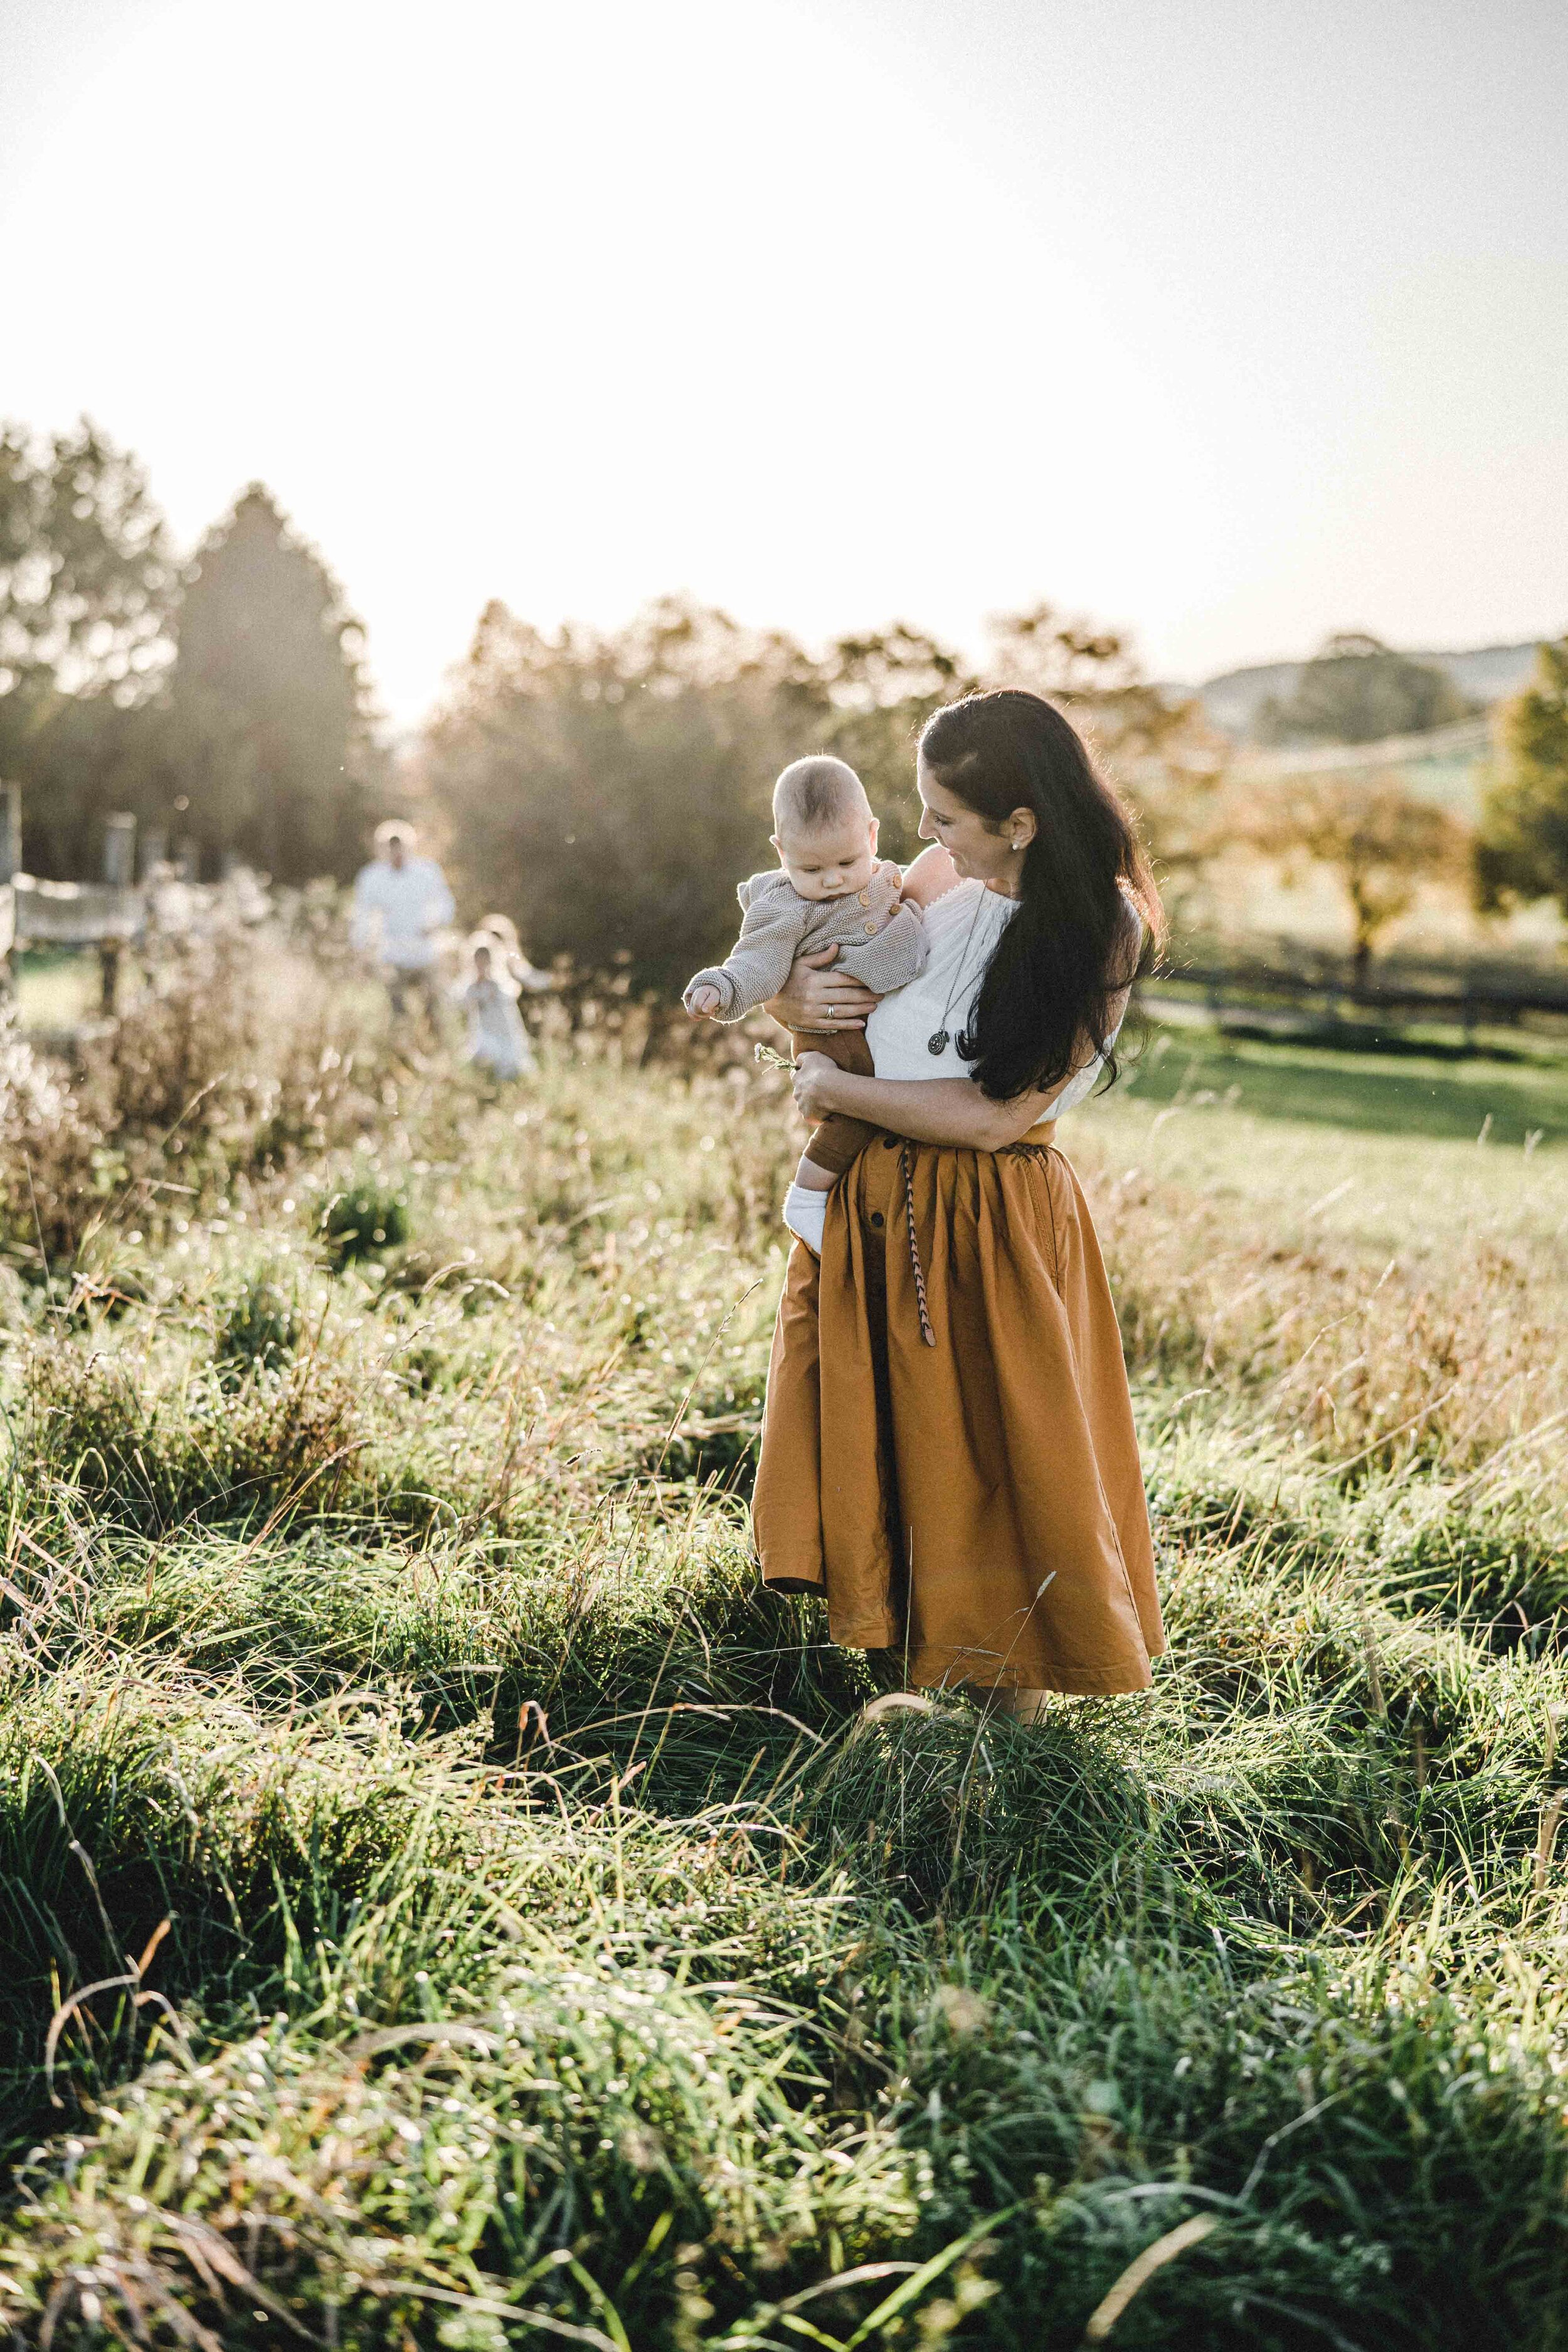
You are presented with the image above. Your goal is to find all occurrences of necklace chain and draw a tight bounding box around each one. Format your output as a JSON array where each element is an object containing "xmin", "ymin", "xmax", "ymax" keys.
[{"xmin": 926, "ymin": 887, "xmax": 991, "ymax": 1056}]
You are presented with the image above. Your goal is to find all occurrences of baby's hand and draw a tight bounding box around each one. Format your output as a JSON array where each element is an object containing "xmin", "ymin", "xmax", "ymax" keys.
[{"xmin": 685, "ymin": 982, "xmax": 723, "ymax": 1018}]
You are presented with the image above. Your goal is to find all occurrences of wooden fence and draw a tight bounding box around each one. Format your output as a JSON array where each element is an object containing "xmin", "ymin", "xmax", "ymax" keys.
[
  {"xmin": 1145, "ymin": 948, "xmax": 1568, "ymax": 1046},
  {"xmin": 0, "ymin": 787, "xmax": 257, "ymax": 1014}
]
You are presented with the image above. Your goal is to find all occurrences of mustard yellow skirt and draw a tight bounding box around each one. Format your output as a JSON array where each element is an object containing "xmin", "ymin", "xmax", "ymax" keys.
[{"xmin": 753, "ymin": 1130, "xmax": 1163, "ymax": 1695}]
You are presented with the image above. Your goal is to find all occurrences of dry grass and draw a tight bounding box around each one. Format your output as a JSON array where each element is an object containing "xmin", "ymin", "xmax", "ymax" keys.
[
  {"xmin": 1065, "ymin": 1073, "xmax": 1568, "ymax": 1482},
  {"xmin": 1, "ymin": 925, "xmax": 1567, "ymax": 2347}
]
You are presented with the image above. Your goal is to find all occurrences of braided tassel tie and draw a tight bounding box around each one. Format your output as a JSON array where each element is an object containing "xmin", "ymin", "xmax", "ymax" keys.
[{"xmin": 900, "ymin": 1139, "xmax": 937, "ymax": 1348}]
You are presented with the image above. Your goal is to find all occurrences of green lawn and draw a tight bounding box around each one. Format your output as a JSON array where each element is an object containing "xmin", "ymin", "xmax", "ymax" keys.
[
  {"xmin": 1120, "ymin": 1019, "xmax": 1568, "ymax": 1148},
  {"xmin": 13, "ymin": 945, "xmax": 102, "ymax": 1029}
]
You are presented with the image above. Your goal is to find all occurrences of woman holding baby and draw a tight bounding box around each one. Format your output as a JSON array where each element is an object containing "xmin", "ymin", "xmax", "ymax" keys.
[{"xmin": 751, "ymin": 688, "xmax": 1165, "ymax": 1719}]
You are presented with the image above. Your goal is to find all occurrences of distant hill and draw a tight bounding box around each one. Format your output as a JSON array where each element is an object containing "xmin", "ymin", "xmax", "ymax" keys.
[{"xmin": 1194, "ymin": 640, "xmax": 1546, "ymax": 741}]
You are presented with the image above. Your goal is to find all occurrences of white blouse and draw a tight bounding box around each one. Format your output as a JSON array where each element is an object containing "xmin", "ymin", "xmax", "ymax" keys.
[{"xmin": 863, "ymin": 878, "xmax": 1116, "ymax": 1120}]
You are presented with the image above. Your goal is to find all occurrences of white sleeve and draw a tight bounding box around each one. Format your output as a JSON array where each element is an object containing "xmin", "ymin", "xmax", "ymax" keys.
[
  {"xmin": 349, "ymin": 865, "xmax": 381, "ymax": 951},
  {"xmin": 426, "ymin": 866, "xmax": 457, "ymax": 930}
]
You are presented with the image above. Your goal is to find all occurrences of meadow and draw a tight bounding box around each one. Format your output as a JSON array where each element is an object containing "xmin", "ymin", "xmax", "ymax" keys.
[{"xmin": 1, "ymin": 933, "xmax": 1566, "ymax": 2350}]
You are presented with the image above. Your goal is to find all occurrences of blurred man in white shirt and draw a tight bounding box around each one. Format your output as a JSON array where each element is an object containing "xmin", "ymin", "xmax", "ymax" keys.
[{"xmin": 350, "ymin": 820, "xmax": 456, "ymax": 1024}]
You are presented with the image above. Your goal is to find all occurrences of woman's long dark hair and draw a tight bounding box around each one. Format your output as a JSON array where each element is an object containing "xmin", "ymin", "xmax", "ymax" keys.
[{"xmin": 919, "ymin": 689, "xmax": 1163, "ymax": 1103}]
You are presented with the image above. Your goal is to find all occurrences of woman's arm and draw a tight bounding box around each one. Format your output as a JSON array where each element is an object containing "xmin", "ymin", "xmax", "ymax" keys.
[
  {"xmin": 897, "ymin": 844, "xmax": 960, "ymax": 908},
  {"xmin": 792, "ymin": 978, "xmax": 1132, "ymax": 1149},
  {"xmin": 793, "ymin": 1060, "xmax": 1054, "ymax": 1148}
]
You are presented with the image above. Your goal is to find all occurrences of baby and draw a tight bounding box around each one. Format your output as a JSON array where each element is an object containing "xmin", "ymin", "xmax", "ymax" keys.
[{"xmin": 684, "ymin": 756, "xmax": 927, "ymax": 1251}]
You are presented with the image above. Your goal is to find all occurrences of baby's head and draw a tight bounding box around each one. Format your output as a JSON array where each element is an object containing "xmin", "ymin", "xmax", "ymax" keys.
[
  {"xmin": 771, "ymin": 757, "xmax": 877, "ymax": 902},
  {"xmin": 466, "ymin": 933, "xmax": 495, "ymax": 980}
]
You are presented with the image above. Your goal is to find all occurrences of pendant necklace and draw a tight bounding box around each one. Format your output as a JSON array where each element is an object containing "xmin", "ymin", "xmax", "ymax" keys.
[{"xmin": 926, "ymin": 887, "xmax": 990, "ymax": 1056}]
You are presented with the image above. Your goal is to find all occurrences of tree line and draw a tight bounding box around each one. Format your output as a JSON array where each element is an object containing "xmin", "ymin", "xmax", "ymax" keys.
[
  {"xmin": 0, "ymin": 420, "xmax": 380, "ymax": 883},
  {"xmin": 417, "ymin": 596, "xmax": 1227, "ymax": 990},
  {"xmin": 4, "ymin": 415, "xmax": 1567, "ymax": 991},
  {"xmin": 1254, "ymin": 632, "xmax": 1477, "ymax": 746}
]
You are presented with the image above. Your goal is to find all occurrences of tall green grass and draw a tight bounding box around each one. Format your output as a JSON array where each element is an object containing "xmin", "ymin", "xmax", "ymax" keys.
[{"xmin": 1, "ymin": 943, "xmax": 1567, "ymax": 2347}]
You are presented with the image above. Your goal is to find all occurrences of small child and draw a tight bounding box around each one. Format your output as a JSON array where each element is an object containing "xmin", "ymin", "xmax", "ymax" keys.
[
  {"xmin": 684, "ymin": 756, "xmax": 927, "ymax": 1252},
  {"xmin": 462, "ymin": 936, "xmax": 535, "ymax": 1079},
  {"xmin": 475, "ymin": 911, "xmax": 553, "ymax": 1000}
]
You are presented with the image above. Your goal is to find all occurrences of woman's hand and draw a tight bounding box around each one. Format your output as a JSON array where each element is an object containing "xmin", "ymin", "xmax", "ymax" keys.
[
  {"xmin": 792, "ymin": 1052, "xmax": 845, "ymax": 1123},
  {"xmin": 765, "ymin": 945, "xmax": 878, "ymax": 1036}
]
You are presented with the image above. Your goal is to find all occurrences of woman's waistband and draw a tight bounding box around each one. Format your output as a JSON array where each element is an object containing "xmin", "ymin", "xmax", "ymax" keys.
[{"xmin": 871, "ymin": 1121, "xmax": 1059, "ymax": 1155}]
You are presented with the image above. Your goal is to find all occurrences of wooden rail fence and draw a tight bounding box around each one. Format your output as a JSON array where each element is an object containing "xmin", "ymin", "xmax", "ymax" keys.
[
  {"xmin": 0, "ymin": 784, "xmax": 257, "ymax": 1016},
  {"xmin": 1145, "ymin": 953, "xmax": 1568, "ymax": 1046}
]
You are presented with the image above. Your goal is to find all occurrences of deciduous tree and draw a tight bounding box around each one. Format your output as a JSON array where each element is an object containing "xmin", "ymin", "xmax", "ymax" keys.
[
  {"xmin": 0, "ymin": 418, "xmax": 176, "ymax": 874},
  {"xmin": 815, "ymin": 623, "xmax": 979, "ymax": 862},
  {"xmin": 985, "ymin": 602, "xmax": 1229, "ymax": 892},
  {"xmin": 423, "ymin": 597, "xmax": 824, "ymax": 989},
  {"xmin": 423, "ymin": 593, "xmax": 1230, "ymax": 986},
  {"xmin": 1256, "ymin": 633, "xmax": 1473, "ymax": 747},
  {"xmin": 1240, "ymin": 775, "xmax": 1467, "ymax": 985},
  {"xmin": 1473, "ymin": 634, "xmax": 1568, "ymax": 920}
]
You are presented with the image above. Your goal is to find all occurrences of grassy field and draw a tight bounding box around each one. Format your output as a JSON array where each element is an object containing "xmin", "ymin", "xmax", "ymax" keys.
[
  {"xmin": 1118, "ymin": 1022, "xmax": 1568, "ymax": 1148},
  {"xmin": 13, "ymin": 948, "xmax": 103, "ymax": 1034},
  {"xmin": 1, "ymin": 939, "xmax": 1567, "ymax": 2349}
]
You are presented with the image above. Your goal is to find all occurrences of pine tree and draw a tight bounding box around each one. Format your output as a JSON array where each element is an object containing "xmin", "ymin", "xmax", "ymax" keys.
[{"xmin": 163, "ymin": 485, "xmax": 381, "ymax": 881}]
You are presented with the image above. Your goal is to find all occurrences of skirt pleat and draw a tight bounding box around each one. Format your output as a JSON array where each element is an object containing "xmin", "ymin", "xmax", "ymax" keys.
[{"xmin": 753, "ymin": 1132, "xmax": 1163, "ymax": 1695}]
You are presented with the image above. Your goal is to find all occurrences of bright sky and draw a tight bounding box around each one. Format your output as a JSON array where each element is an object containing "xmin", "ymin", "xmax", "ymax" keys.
[{"xmin": 3, "ymin": 0, "xmax": 1564, "ymax": 722}]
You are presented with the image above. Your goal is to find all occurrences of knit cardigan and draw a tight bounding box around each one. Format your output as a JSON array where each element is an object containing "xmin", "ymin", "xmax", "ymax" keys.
[{"xmin": 684, "ymin": 861, "xmax": 928, "ymax": 1020}]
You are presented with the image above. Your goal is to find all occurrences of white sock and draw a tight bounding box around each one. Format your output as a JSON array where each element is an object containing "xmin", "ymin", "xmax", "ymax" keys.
[{"xmin": 783, "ymin": 1182, "xmax": 829, "ymax": 1255}]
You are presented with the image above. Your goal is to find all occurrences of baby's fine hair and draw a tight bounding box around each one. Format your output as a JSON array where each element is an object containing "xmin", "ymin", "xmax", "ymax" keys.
[{"xmin": 773, "ymin": 756, "xmax": 869, "ymax": 835}]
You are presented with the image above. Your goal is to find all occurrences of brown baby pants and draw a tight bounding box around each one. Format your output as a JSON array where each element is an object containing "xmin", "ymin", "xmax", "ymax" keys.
[{"xmin": 794, "ymin": 1027, "xmax": 881, "ymax": 1178}]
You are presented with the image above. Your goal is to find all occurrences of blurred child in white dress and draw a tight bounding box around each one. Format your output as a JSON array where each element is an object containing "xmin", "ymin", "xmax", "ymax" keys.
[
  {"xmin": 462, "ymin": 936, "xmax": 535, "ymax": 1079},
  {"xmin": 475, "ymin": 913, "xmax": 551, "ymax": 998}
]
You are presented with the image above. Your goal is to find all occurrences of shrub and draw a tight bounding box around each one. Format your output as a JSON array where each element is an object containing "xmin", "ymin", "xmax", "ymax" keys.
[
  {"xmin": 0, "ymin": 1015, "xmax": 112, "ymax": 1269},
  {"xmin": 319, "ymin": 1170, "xmax": 411, "ymax": 1264}
]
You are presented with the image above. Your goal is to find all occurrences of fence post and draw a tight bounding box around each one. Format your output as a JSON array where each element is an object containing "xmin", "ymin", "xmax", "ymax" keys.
[
  {"xmin": 102, "ymin": 812, "xmax": 137, "ymax": 887},
  {"xmin": 0, "ymin": 781, "xmax": 17, "ymax": 997},
  {"xmin": 0, "ymin": 782, "xmax": 21, "ymax": 886},
  {"xmin": 100, "ymin": 812, "xmax": 137, "ymax": 1012}
]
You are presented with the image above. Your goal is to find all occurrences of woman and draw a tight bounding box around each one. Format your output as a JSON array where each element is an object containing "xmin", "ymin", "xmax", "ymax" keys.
[{"xmin": 753, "ymin": 689, "xmax": 1165, "ymax": 1717}]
